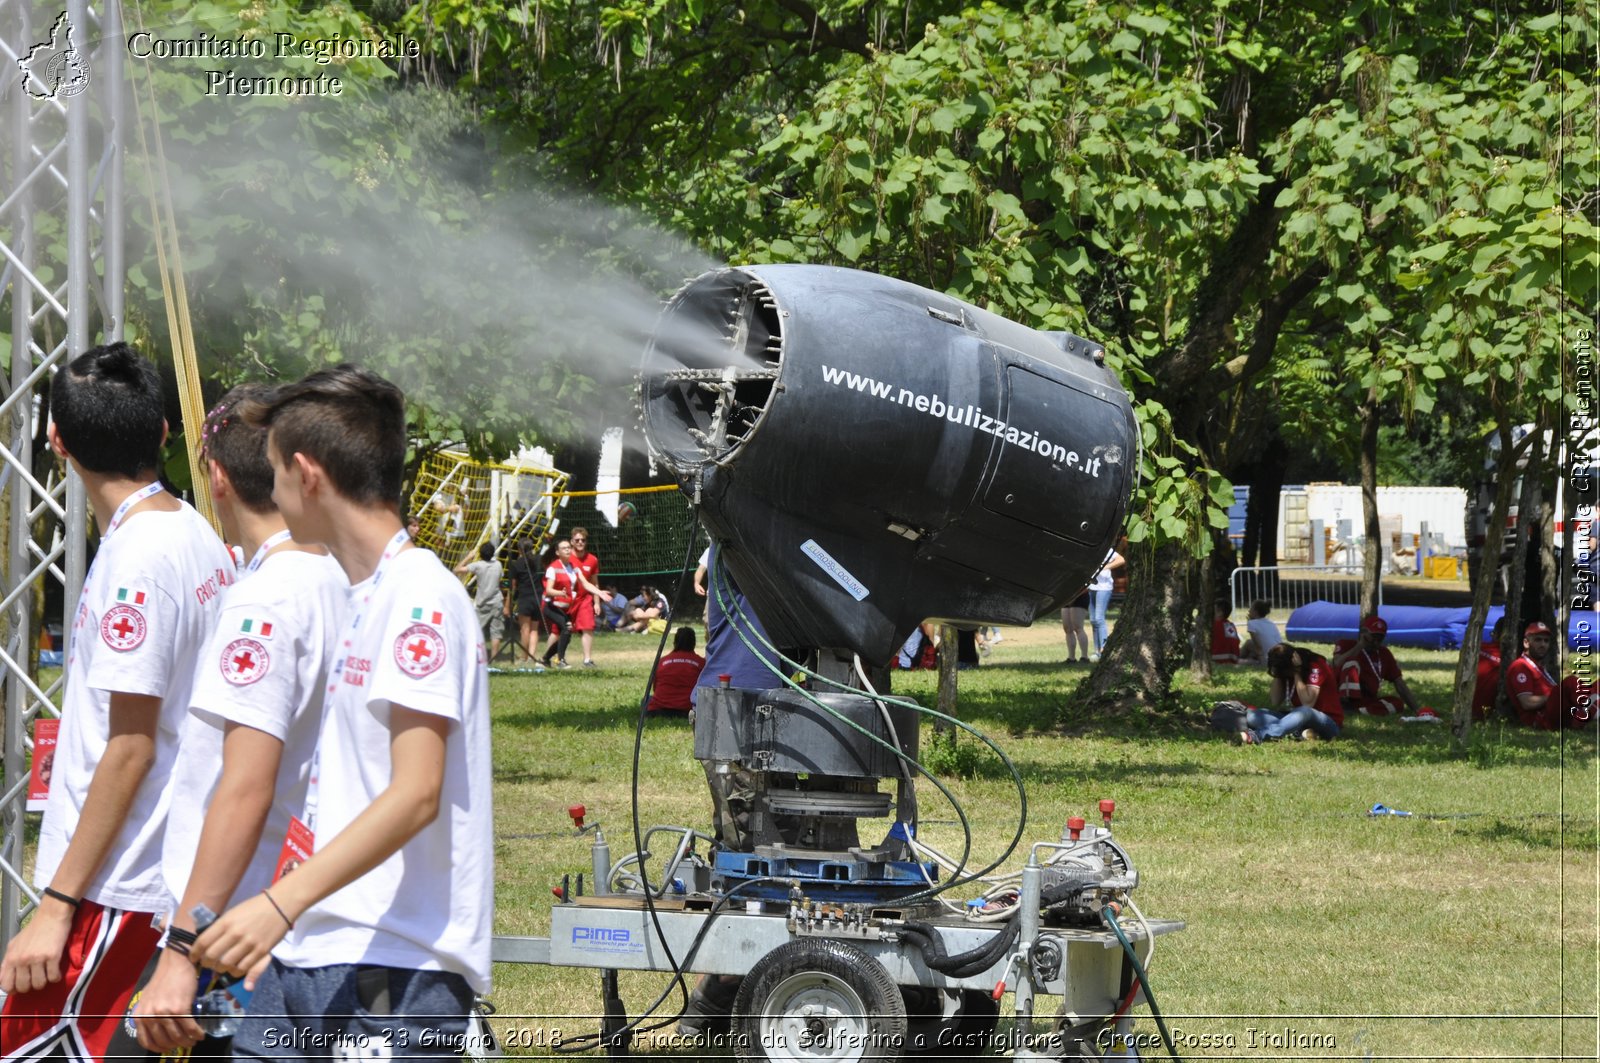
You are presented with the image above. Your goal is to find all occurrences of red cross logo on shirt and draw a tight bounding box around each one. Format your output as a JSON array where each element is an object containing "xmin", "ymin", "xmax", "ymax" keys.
[
  {"xmin": 394, "ymin": 622, "xmax": 446, "ymax": 678},
  {"xmin": 221, "ymin": 637, "xmax": 269, "ymax": 686},
  {"xmin": 100, "ymin": 605, "xmax": 146, "ymax": 652}
]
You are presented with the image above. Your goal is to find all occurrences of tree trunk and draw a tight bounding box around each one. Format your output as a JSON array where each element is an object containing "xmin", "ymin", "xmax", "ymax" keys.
[
  {"xmin": 1079, "ymin": 539, "xmax": 1198, "ymax": 714},
  {"xmin": 1452, "ymin": 421, "xmax": 1530, "ymax": 742},
  {"xmin": 1502, "ymin": 422, "xmax": 1545, "ymax": 653},
  {"xmin": 934, "ymin": 623, "xmax": 958, "ymax": 734},
  {"xmin": 1359, "ymin": 386, "xmax": 1382, "ymax": 615},
  {"xmin": 1191, "ymin": 550, "xmax": 1215, "ymax": 682},
  {"xmin": 1536, "ymin": 490, "xmax": 1558, "ymax": 630}
]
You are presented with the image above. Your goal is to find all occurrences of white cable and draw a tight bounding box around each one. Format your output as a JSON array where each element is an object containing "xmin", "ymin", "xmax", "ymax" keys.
[{"xmin": 1127, "ymin": 894, "xmax": 1156, "ymax": 974}]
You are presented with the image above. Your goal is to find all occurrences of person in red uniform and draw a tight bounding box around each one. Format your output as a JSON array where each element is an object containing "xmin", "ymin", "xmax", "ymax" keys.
[
  {"xmin": 1241, "ymin": 643, "xmax": 1343, "ymax": 742},
  {"xmin": 1507, "ymin": 621, "xmax": 1595, "ymax": 729},
  {"xmin": 538, "ymin": 539, "xmax": 602, "ymax": 670},
  {"xmin": 568, "ymin": 527, "xmax": 602, "ymax": 668},
  {"xmin": 1210, "ymin": 601, "xmax": 1241, "ymax": 665},
  {"xmin": 1471, "ymin": 617, "xmax": 1507, "ymax": 721},
  {"xmin": 647, "ymin": 627, "xmax": 706, "ymax": 714},
  {"xmin": 1331, "ymin": 615, "xmax": 1424, "ymax": 717}
]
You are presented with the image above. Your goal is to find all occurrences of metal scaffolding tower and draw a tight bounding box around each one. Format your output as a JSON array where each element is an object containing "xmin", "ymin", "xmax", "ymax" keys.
[{"xmin": 0, "ymin": 0, "xmax": 124, "ymax": 945}]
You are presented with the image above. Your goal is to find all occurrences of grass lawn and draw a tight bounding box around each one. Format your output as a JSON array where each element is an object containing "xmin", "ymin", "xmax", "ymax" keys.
[{"xmin": 484, "ymin": 620, "xmax": 1596, "ymax": 1060}]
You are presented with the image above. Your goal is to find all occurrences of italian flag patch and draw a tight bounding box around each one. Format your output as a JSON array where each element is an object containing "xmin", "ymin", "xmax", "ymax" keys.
[
  {"xmin": 411, "ymin": 608, "xmax": 443, "ymax": 625},
  {"xmin": 115, "ymin": 588, "xmax": 146, "ymax": 607},
  {"xmin": 240, "ymin": 618, "xmax": 274, "ymax": 638}
]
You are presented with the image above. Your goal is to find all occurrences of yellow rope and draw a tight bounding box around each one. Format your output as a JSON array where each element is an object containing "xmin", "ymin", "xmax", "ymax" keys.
[
  {"xmin": 128, "ymin": 1, "xmax": 218, "ymax": 535},
  {"xmin": 541, "ymin": 484, "xmax": 682, "ymax": 499}
]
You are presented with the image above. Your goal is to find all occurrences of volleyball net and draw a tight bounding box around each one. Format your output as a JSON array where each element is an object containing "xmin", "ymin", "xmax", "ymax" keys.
[{"xmin": 408, "ymin": 452, "xmax": 701, "ymax": 594}]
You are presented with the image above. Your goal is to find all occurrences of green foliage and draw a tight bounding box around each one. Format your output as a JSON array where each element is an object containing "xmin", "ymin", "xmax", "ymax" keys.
[
  {"xmin": 919, "ymin": 727, "xmax": 985, "ymax": 780},
  {"xmin": 125, "ymin": 0, "xmax": 631, "ymax": 462},
  {"xmin": 1266, "ymin": 5, "xmax": 1594, "ymax": 456}
]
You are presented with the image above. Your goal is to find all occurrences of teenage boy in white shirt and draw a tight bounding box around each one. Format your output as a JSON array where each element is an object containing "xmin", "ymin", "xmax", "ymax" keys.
[
  {"xmin": 131, "ymin": 385, "xmax": 348, "ymax": 1053},
  {"xmin": 191, "ymin": 365, "xmax": 492, "ymax": 1057},
  {"xmin": 0, "ymin": 343, "xmax": 234, "ymax": 1059}
]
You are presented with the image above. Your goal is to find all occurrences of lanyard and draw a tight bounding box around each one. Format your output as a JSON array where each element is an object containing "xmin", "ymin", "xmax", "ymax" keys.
[
  {"xmin": 83, "ymin": 482, "xmax": 165, "ymax": 595},
  {"xmin": 245, "ymin": 529, "xmax": 294, "ymax": 575},
  {"xmin": 105, "ymin": 482, "xmax": 165, "ymax": 537},
  {"xmin": 325, "ymin": 529, "xmax": 411, "ymax": 699},
  {"xmin": 310, "ymin": 529, "xmax": 410, "ymax": 833}
]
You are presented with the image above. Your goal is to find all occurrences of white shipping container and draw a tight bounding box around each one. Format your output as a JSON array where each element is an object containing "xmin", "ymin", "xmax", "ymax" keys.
[{"xmin": 1276, "ymin": 484, "xmax": 1467, "ymax": 561}]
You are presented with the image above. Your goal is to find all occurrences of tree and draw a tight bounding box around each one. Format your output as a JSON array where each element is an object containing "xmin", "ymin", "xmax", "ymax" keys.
[{"xmin": 380, "ymin": 0, "xmax": 1594, "ymax": 718}]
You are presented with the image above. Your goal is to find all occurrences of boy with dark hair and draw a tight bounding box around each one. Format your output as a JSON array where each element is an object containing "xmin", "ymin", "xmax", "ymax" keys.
[
  {"xmin": 0, "ymin": 343, "xmax": 234, "ymax": 1059},
  {"xmin": 455, "ymin": 540, "xmax": 505, "ymax": 659},
  {"xmin": 131, "ymin": 385, "xmax": 349, "ymax": 1052},
  {"xmin": 191, "ymin": 365, "xmax": 492, "ymax": 1056}
]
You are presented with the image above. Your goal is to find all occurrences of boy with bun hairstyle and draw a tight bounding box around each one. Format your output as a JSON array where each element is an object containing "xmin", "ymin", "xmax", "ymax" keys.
[
  {"xmin": 191, "ymin": 365, "xmax": 492, "ymax": 1057},
  {"xmin": 0, "ymin": 343, "xmax": 234, "ymax": 1059},
  {"xmin": 131, "ymin": 385, "xmax": 349, "ymax": 1053}
]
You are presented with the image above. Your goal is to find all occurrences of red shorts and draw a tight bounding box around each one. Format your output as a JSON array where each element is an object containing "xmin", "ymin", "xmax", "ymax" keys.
[
  {"xmin": 570, "ymin": 595, "xmax": 596, "ymax": 633},
  {"xmin": 0, "ymin": 899, "xmax": 161, "ymax": 1060}
]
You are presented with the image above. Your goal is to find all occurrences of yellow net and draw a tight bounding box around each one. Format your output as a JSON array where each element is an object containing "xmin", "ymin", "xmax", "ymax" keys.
[
  {"xmin": 408, "ymin": 450, "xmax": 570, "ymax": 569},
  {"xmin": 409, "ymin": 452, "xmax": 701, "ymax": 594}
]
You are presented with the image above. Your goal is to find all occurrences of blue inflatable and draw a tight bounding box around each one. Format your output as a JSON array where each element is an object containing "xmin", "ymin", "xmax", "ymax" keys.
[{"xmin": 1285, "ymin": 601, "xmax": 1507, "ymax": 651}]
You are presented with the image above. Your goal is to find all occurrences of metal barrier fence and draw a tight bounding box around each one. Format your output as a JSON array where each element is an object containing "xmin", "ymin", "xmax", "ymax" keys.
[{"xmin": 1228, "ymin": 565, "xmax": 1381, "ymax": 619}]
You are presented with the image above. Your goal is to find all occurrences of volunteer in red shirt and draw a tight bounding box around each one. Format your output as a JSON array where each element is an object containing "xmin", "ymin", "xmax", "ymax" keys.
[
  {"xmin": 1241, "ymin": 643, "xmax": 1343, "ymax": 743},
  {"xmin": 1471, "ymin": 617, "xmax": 1506, "ymax": 721},
  {"xmin": 647, "ymin": 627, "xmax": 706, "ymax": 714},
  {"xmin": 1332, "ymin": 614, "xmax": 1424, "ymax": 717},
  {"xmin": 1507, "ymin": 621, "xmax": 1595, "ymax": 729},
  {"xmin": 1210, "ymin": 601, "xmax": 1241, "ymax": 665},
  {"xmin": 568, "ymin": 527, "xmax": 602, "ymax": 668}
]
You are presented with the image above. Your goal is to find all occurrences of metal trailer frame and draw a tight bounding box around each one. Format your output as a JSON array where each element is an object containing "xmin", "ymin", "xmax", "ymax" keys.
[
  {"xmin": 489, "ymin": 832, "xmax": 1182, "ymax": 1061},
  {"xmin": 0, "ymin": 0, "xmax": 124, "ymax": 947}
]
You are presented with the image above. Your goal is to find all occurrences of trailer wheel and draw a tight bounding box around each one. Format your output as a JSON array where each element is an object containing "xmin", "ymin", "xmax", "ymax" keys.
[{"xmin": 734, "ymin": 938, "xmax": 907, "ymax": 1062}]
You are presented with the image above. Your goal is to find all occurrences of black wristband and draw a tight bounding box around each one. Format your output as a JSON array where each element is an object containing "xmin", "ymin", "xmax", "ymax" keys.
[
  {"xmin": 41, "ymin": 886, "xmax": 79, "ymax": 909},
  {"xmin": 164, "ymin": 940, "xmax": 192, "ymax": 958},
  {"xmin": 262, "ymin": 888, "xmax": 294, "ymax": 930},
  {"xmin": 166, "ymin": 924, "xmax": 199, "ymax": 947}
]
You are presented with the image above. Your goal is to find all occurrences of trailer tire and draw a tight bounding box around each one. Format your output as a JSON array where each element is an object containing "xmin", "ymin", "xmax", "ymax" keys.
[{"xmin": 733, "ymin": 938, "xmax": 907, "ymax": 1062}]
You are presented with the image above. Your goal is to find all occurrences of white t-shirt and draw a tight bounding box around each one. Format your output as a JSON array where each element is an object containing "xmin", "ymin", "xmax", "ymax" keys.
[
  {"xmin": 274, "ymin": 547, "xmax": 493, "ymax": 992},
  {"xmin": 37, "ymin": 504, "xmax": 234, "ymax": 912},
  {"xmin": 1089, "ymin": 550, "xmax": 1119, "ymax": 592},
  {"xmin": 1247, "ymin": 617, "xmax": 1283, "ymax": 660},
  {"xmin": 162, "ymin": 550, "xmax": 349, "ymax": 911}
]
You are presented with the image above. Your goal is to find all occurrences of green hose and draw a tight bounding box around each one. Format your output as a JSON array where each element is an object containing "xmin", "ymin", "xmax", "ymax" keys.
[{"xmin": 1101, "ymin": 906, "xmax": 1183, "ymax": 1062}]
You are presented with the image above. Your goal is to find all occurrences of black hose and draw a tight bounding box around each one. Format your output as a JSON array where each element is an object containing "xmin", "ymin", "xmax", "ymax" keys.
[
  {"xmin": 897, "ymin": 919, "xmax": 1020, "ymax": 979},
  {"xmin": 1101, "ymin": 907, "xmax": 1182, "ymax": 1062}
]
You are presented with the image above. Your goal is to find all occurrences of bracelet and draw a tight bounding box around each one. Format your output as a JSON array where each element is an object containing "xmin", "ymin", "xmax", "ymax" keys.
[
  {"xmin": 261, "ymin": 888, "xmax": 293, "ymax": 930},
  {"xmin": 41, "ymin": 886, "xmax": 80, "ymax": 910},
  {"xmin": 166, "ymin": 925, "xmax": 199, "ymax": 947},
  {"xmin": 164, "ymin": 940, "xmax": 192, "ymax": 958}
]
